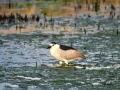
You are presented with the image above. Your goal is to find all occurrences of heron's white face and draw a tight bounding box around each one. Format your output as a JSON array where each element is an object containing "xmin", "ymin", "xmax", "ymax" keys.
[
  {"xmin": 50, "ymin": 43, "xmax": 57, "ymax": 48},
  {"xmin": 50, "ymin": 43, "xmax": 55, "ymax": 46},
  {"xmin": 47, "ymin": 42, "xmax": 57, "ymax": 49}
]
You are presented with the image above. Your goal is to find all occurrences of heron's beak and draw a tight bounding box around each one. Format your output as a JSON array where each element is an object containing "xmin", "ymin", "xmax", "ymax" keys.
[{"xmin": 47, "ymin": 46, "xmax": 51, "ymax": 49}]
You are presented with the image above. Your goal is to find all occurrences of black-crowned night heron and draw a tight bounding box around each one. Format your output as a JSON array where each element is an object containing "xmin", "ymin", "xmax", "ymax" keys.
[{"xmin": 47, "ymin": 42, "xmax": 86, "ymax": 65}]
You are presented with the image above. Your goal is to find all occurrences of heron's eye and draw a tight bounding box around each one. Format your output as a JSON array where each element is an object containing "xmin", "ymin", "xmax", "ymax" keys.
[{"xmin": 50, "ymin": 43, "xmax": 55, "ymax": 47}]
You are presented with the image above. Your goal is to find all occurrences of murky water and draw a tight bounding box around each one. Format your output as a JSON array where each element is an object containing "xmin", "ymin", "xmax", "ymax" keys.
[{"xmin": 0, "ymin": 15, "xmax": 120, "ymax": 90}]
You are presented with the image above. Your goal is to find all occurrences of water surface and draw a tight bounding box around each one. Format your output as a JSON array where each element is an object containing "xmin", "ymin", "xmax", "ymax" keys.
[{"xmin": 0, "ymin": 15, "xmax": 120, "ymax": 90}]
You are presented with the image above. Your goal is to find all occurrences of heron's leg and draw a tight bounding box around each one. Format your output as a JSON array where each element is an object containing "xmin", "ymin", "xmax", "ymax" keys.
[{"xmin": 65, "ymin": 61, "xmax": 69, "ymax": 65}]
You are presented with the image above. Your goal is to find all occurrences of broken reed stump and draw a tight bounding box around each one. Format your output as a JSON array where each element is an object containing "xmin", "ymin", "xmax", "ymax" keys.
[
  {"xmin": 117, "ymin": 29, "xmax": 119, "ymax": 35},
  {"xmin": 110, "ymin": 11, "xmax": 115, "ymax": 18},
  {"xmin": 36, "ymin": 61, "xmax": 37, "ymax": 67},
  {"xmin": 95, "ymin": 1, "xmax": 100, "ymax": 12},
  {"xmin": 98, "ymin": 23, "xmax": 100, "ymax": 30},
  {"xmin": 84, "ymin": 28, "xmax": 86, "ymax": 34}
]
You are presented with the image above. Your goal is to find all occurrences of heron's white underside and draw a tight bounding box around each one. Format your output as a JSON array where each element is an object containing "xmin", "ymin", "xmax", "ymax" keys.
[{"xmin": 50, "ymin": 44, "xmax": 84, "ymax": 64}]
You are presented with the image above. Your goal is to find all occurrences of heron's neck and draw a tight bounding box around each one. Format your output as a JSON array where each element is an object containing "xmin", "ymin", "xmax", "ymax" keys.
[{"xmin": 50, "ymin": 44, "xmax": 59, "ymax": 52}]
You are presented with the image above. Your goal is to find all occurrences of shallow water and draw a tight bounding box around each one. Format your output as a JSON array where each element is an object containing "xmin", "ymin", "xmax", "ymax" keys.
[{"xmin": 0, "ymin": 15, "xmax": 120, "ymax": 90}]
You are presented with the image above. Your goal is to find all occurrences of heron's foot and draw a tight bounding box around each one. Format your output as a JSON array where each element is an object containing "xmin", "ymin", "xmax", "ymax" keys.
[{"xmin": 59, "ymin": 61, "xmax": 63, "ymax": 65}]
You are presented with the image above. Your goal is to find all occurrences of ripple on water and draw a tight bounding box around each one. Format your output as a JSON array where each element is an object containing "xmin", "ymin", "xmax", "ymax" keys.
[
  {"xmin": 85, "ymin": 64, "xmax": 120, "ymax": 70},
  {"xmin": 0, "ymin": 83, "xmax": 19, "ymax": 89},
  {"xmin": 16, "ymin": 76, "xmax": 41, "ymax": 81}
]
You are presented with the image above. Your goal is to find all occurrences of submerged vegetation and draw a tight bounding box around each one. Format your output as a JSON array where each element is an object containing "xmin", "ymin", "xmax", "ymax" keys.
[
  {"xmin": 0, "ymin": 0, "xmax": 119, "ymax": 15},
  {"xmin": 0, "ymin": 0, "xmax": 120, "ymax": 34}
]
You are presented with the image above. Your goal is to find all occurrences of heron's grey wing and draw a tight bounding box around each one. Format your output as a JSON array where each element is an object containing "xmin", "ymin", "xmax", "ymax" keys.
[{"xmin": 60, "ymin": 49, "xmax": 86, "ymax": 60}]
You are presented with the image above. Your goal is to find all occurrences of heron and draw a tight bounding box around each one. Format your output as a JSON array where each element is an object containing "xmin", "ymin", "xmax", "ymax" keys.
[{"xmin": 47, "ymin": 42, "xmax": 86, "ymax": 65}]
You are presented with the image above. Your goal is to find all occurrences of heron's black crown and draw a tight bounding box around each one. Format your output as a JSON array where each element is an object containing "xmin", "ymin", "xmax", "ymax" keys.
[{"xmin": 51, "ymin": 42, "xmax": 57, "ymax": 44}]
